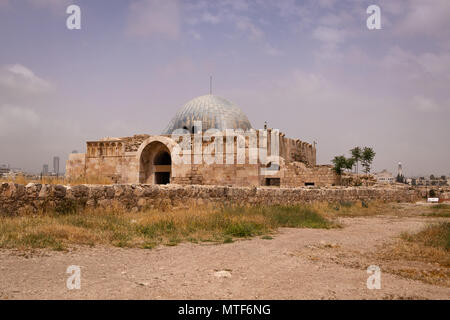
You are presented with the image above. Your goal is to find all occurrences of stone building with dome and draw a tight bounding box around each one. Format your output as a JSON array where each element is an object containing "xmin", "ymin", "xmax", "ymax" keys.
[{"xmin": 66, "ymin": 94, "xmax": 337, "ymax": 187}]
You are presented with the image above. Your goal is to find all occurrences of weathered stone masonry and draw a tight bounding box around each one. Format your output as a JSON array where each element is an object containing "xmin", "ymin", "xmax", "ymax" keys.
[{"xmin": 0, "ymin": 182, "xmax": 421, "ymax": 216}]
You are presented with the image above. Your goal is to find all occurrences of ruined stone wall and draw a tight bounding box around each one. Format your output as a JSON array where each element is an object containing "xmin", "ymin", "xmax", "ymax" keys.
[
  {"xmin": 65, "ymin": 153, "xmax": 85, "ymax": 180},
  {"xmin": 83, "ymin": 153, "xmax": 139, "ymax": 183},
  {"xmin": 171, "ymin": 163, "xmax": 260, "ymax": 187},
  {"xmin": 281, "ymin": 163, "xmax": 338, "ymax": 187},
  {"xmin": 414, "ymin": 186, "xmax": 450, "ymax": 200},
  {"xmin": 167, "ymin": 131, "xmax": 317, "ymax": 187},
  {"xmin": 0, "ymin": 183, "xmax": 421, "ymax": 216},
  {"xmin": 66, "ymin": 132, "xmax": 318, "ymax": 186},
  {"xmin": 280, "ymin": 136, "xmax": 316, "ymax": 166},
  {"xmin": 120, "ymin": 134, "xmax": 150, "ymax": 152}
]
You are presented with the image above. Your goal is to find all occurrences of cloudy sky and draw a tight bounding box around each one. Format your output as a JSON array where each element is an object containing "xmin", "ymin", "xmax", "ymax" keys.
[{"xmin": 0, "ymin": 0, "xmax": 449, "ymax": 176}]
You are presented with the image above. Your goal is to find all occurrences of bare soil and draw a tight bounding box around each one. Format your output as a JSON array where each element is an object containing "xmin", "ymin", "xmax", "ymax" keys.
[{"xmin": 0, "ymin": 207, "xmax": 449, "ymax": 300}]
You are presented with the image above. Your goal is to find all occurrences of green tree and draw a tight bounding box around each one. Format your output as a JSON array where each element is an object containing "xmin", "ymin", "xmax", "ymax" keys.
[
  {"xmin": 332, "ymin": 156, "xmax": 347, "ymax": 176},
  {"xmin": 361, "ymin": 147, "xmax": 376, "ymax": 175},
  {"xmin": 345, "ymin": 157, "xmax": 355, "ymax": 171},
  {"xmin": 350, "ymin": 146, "xmax": 362, "ymax": 175},
  {"xmin": 332, "ymin": 156, "xmax": 354, "ymax": 176}
]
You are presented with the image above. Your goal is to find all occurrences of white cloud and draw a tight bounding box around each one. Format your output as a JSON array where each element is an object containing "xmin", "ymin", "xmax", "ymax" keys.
[
  {"xmin": 26, "ymin": 0, "xmax": 72, "ymax": 14},
  {"xmin": 380, "ymin": 47, "xmax": 450, "ymax": 81},
  {"xmin": 388, "ymin": 0, "xmax": 450, "ymax": 38},
  {"xmin": 221, "ymin": 0, "xmax": 249, "ymax": 12},
  {"xmin": 202, "ymin": 12, "xmax": 221, "ymax": 25},
  {"xmin": 188, "ymin": 30, "xmax": 202, "ymax": 40},
  {"xmin": 0, "ymin": 104, "xmax": 40, "ymax": 135},
  {"xmin": 235, "ymin": 16, "xmax": 264, "ymax": 41},
  {"xmin": 418, "ymin": 52, "xmax": 450, "ymax": 79},
  {"xmin": 0, "ymin": 64, "xmax": 53, "ymax": 96},
  {"xmin": 126, "ymin": 0, "xmax": 180, "ymax": 39},
  {"xmin": 290, "ymin": 70, "xmax": 329, "ymax": 95},
  {"xmin": 312, "ymin": 26, "xmax": 347, "ymax": 45},
  {"xmin": 158, "ymin": 57, "xmax": 196, "ymax": 78},
  {"xmin": 411, "ymin": 96, "xmax": 439, "ymax": 113},
  {"xmin": 230, "ymin": 14, "xmax": 283, "ymax": 56}
]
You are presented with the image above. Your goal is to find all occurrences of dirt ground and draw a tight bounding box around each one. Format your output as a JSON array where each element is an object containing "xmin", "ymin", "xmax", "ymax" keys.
[{"xmin": 0, "ymin": 205, "xmax": 449, "ymax": 300}]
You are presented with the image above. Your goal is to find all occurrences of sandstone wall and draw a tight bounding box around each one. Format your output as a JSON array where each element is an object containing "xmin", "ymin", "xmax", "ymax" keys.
[
  {"xmin": 65, "ymin": 153, "xmax": 85, "ymax": 180},
  {"xmin": 414, "ymin": 186, "xmax": 450, "ymax": 199},
  {"xmin": 281, "ymin": 163, "xmax": 337, "ymax": 187},
  {"xmin": 0, "ymin": 183, "xmax": 421, "ymax": 216},
  {"xmin": 66, "ymin": 131, "xmax": 318, "ymax": 186}
]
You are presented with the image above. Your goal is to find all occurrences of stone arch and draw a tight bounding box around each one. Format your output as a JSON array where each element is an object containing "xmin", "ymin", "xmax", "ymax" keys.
[{"xmin": 136, "ymin": 136, "xmax": 178, "ymax": 184}]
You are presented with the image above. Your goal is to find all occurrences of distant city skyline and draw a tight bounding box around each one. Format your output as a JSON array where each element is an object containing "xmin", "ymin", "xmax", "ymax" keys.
[
  {"xmin": 1, "ymin": 1, "xmax": 449, "ymax": 176},
  {"xmin": 53, "ymin": 156, "xmax": 60, "ymax": 176}
]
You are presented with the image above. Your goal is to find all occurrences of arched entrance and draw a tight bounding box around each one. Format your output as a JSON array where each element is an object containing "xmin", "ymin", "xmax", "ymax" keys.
[{"xmin": 139, "ymin": 141, "xmax": 172, "ymax": 184}]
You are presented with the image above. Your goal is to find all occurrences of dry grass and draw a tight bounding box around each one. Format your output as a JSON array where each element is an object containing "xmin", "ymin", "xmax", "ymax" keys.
[
  {"xmin": 0, "ymin": 175, "xmax": 114, "ymax": 186},
  {"xmin": 375, "ymin": 223, "xmax": 450, "ymax": 286},
  {"xmin": 401, "ymin": 222, "xmax": 450, "ymax": 253},
  {"xmin": 310, "ymin": 200, "xmax": 405, "ymax": 218},
  {"xmin": 423, "ymin": 204, "xmax": 450, "ymax": 218},
  {"xmin": 0, "ymin": 205, "xmax": 336, "ymax": 251}
]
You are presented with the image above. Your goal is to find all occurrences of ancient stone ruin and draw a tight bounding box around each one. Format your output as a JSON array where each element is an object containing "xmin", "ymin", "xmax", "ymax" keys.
[{"xmin": 66, "ymin": 95, "xmax": 337, "ymax": 187}]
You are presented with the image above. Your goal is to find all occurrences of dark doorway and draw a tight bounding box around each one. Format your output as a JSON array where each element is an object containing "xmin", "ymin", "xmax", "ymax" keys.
[
  {"xmin": 264, "ymin": 178, "xmax": 281, "ymax": 186},
  {"xmin": 305, "ymin": 182, "xmax": 315, "ymax": 186},
  {"xmin": 155, "ymin": 172, "xmax": 170, "ymax": 185},
  {"xmin": 154, "ymin": 151, "xmax": 171, "ymax": 165},
  {"xmin": 139, "ymin": 141, "xmax": 172, "ymax": 184},
  {"xmin": 153, "ymin": 150, "xmax": 171, "ymax": 184}
]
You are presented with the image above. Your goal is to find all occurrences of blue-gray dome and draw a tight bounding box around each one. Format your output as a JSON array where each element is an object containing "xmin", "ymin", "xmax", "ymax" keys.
[{"xmin": 162, "ymin": 95, "xmax": 253, "ymax": 134}]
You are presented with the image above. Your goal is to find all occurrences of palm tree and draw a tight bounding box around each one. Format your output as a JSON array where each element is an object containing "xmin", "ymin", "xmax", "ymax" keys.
[
  {"xmin": 361, "ymin": 147, "xmax": 376, "ymax": 175},
  {"xmin": 350, "ymin": 147, "xmax": 362, "ymax": 176}
]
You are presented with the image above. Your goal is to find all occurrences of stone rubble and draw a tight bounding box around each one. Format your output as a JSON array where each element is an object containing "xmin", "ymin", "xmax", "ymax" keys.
[{"xmin": 0, "ymin": 182, "xmax": 421, "ymax": 216}]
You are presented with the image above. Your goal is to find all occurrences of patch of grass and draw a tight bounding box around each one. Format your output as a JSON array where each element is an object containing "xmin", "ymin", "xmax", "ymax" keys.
[
  {"xmin": 264, "ymin": 205, "xmax": 333, "ymax": 228},
  {"xmin": 55, "ymin": 200, "xmax": 79, "ymax": 215},
  {"xmin": 432, "ymin": 204, "xmax": 450, "ymax": 210},
  {"xmin": 21, "ymin": 232, "xmax": 65, "ymax": 251},
  {"xmin": 142, "ymin": 242, "xmax": 157, "ymax": 249},
  {"xmin": 316, "ymin": 200, "xmax": 403, "ymax": 217},
  {"xmin": 220, "ymin": 205, "xmax": 335, "ymax": 229},
  {"xmin": 223, "ymin": 237, "xmax": 234, "ymax": 244},
  {"xmin": 424, "ymin": 204, "xmax": 450, "ymax": 218},
  {"xmin": 375, "ymin": 223, "xmax": 450, "ymax": 286},
  {"xmin": 261, "ymin": 235, "xmax": 273, "ymax": 240},
  {"xmin": 401, "ymin": 222, "xmax": 450, "ymax": 252},
  {"xmin": 0, "ymin": 204, "xmax": 336, "ymax": 250},
  {"xmin": 224, "ymin": 221, "xmax": 265, "ymax": 237},
  {"xmin": 339, "ymin": 201, "xmax": 354, "ymax": 208}
]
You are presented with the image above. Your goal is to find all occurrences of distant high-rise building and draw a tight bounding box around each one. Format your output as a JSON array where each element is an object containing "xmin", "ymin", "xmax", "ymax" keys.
[
  {"xmin": 42, "ymin": 164, "xmax": 49, "ymax": 176},
  {"xmin": 53, "ymin": 156, "xmax": 60, "ymax": 175}
]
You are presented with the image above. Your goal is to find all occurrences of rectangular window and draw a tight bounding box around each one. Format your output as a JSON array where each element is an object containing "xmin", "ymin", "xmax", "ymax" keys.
[{"xmin": 264, "ymin": 178, "xmax": 280, "ymax": 186}]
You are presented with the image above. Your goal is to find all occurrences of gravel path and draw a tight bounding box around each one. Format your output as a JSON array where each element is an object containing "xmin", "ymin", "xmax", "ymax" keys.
[{"xmin": 1, "ymin": 213, "xmax": 449, "ymax": 300}]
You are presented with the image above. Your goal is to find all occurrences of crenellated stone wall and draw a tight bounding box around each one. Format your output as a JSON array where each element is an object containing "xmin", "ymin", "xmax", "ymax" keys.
[
  {"xmin": 66, "ymin": 131, "xmax": 320, "ymax": 186},
  {"xmin": 0, "ymin": 183, "xmax": 421, "ymax": 216}
]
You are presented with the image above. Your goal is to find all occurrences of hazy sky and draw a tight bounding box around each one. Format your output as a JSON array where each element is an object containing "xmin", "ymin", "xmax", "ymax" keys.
[{"xmin": 0, "ymin": 0, "xmax": 449, "ymax": 176}]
